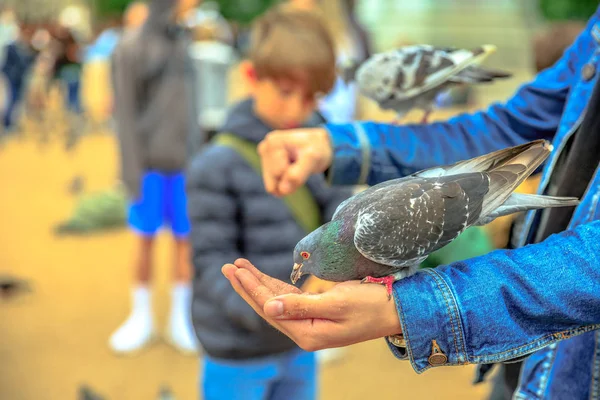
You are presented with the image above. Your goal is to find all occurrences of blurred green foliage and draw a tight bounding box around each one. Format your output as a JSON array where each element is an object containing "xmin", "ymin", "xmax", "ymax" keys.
[
  {"xmin": 540, "ymin": 0, "xmax": 598, "ymax": 21},
  {"xmin": 93, "ymin": 0, "xmax": 280, "ymax": 24},
  {"xmin": 213, "ymin": 0, "xmax": 280, "ymax": 24},
  {"xmin": 94, "ymin": 0, "xmax": 137, "ymax": 19}
]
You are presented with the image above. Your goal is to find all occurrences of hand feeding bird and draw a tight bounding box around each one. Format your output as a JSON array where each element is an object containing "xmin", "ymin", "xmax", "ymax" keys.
[
  {"xmin": 291, "ymin": 140, "xmax": 580, "ymax": 299},
  {"xmin": 342, "ymin": 44, "xmax": 512, "ymax": 124}
]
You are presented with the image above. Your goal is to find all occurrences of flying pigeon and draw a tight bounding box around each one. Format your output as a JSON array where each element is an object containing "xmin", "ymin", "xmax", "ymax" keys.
[
  {"xmin": 291, "ymin": 140, "xmax": 579, "ymax": 298},
  {"xmin": 343, "ymin": 44, "xmax": 512, "ymax": 123}
]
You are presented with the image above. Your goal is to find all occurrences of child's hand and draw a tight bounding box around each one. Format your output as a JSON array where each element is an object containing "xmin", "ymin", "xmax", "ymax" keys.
[{"xmin": 222, "ymin": 258, "xmax": 403, "ymax": 352}]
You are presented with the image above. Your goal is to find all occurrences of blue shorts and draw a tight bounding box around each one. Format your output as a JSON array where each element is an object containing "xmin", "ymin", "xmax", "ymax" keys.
[
  {"xmin": 201, "ymin": 349, "xmax": 316, "ymax": 400},
  {"xmin": 128, "ymin": 171, "xmax": 191, "ymax": 238}
]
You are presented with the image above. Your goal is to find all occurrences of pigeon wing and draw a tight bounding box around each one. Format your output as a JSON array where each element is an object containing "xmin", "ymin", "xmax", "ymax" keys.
[
  {"xmin": 353, "ymin": 177, "xmax": 487, "ymax": 267},
  {"xmin": 387, "ymin": 45, "xmax": 496, "ymax": 101}
]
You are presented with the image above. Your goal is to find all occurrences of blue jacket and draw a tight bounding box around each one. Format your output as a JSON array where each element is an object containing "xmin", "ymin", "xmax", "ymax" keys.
[{"xmin": 324, "ymin": 9, "xmax": 600, "ymax": 400}]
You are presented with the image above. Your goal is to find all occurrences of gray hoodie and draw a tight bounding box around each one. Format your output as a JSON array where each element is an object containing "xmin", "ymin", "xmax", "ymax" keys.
[{"xmin": 112, "ymin": 0, "xmax": 200, "ymax": 198}]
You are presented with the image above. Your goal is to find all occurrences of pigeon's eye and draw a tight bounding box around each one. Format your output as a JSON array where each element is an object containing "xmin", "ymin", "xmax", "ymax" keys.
[{"xmin": 301, "ymin": 252, "xmax": 310, "ymax": 259}]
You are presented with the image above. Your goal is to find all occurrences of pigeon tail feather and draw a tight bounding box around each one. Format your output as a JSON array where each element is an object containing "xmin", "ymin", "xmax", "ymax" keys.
[
  {"xmin": 475, "ymin": 193, "xmax": 580, "ymax": 225},
  {"xmin": 481, "ymin": 140, "xmax": 553, "ymax": 216}
]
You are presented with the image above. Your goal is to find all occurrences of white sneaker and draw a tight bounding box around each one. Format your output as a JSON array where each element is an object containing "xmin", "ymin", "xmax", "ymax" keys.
[
  {"xmin": 109, "ymin": 286, "xmax": 155, "ymax": 355},
  {"xmin": 166, "ymin": 283, "xmax": 200, "ymax": 355}
]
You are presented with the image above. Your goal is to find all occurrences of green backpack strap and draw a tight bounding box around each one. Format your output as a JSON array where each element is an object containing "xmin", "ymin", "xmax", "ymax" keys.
[{"xmin": 212, "ymin": 133, "xmax": 322, "ymax": 233}]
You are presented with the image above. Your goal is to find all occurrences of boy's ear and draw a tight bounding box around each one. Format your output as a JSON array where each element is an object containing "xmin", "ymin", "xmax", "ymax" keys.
[{"xmin": 240, "ymin": 60, "xmax": 258, "ymax": 87}]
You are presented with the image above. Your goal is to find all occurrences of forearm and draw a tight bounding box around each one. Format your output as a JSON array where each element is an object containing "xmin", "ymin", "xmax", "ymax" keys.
[
  {"xmin": 390, "ymin": 220, "xmax": 600, "ymax": 373},
  {"xmin": 325, "ymin": 103, "xmax": 558, "ymax": 186}
]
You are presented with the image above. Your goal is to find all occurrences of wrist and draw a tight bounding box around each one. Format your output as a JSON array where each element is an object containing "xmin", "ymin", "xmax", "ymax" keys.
[
  {"xmin": 383, "ymin": 295, "xmax": 403, "ymax": 338},
  {"xmin": 320, "ymin": 127, "xmax": 334, "ymax": 170}
]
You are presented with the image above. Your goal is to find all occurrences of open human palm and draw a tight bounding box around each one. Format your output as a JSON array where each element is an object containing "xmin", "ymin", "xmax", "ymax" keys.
[{"xmin": 222, "ymin": 259, "xmax": 402, "ymax": 351}]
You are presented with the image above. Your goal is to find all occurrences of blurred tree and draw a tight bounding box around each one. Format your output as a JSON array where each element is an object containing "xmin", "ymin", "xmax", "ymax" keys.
[
  {"xmin": 539, "ymin": 0, "xmax": 598, "ymax": 21},
  {"xmin": 93, "ymin": 0, "xmax": 136, "ymax": 20},
  {"xmin": 214, "ymin": 0, "xmax": 280, "ymax": 24},
  {"xmin": 91, "ymin": 0, "xmax": 280, "ymax": 24}
]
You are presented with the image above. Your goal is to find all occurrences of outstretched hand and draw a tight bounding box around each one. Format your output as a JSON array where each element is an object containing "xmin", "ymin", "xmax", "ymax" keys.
[{"xmin": 222, "ymin": 259, "xmax": 403, "ymax": 351}]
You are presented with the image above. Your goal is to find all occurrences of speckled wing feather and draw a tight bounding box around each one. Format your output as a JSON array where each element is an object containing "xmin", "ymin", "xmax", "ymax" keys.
[
  {"xmin": 353, "ymin": 175, "xmax": 490, "ymax": 268},
  {"xmin": 355, "ymin": 44, "xmax": 497, "ymax": 105}
]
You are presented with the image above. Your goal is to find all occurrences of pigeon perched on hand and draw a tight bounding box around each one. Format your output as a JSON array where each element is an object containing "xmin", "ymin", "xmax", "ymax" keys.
[
  {"xmin": 291, "ymin": 140, "xmax": 579, "ymax": 298},
  {"xmin": 344, "ymin": 44, "xmax": 512, "ymax": 123}
]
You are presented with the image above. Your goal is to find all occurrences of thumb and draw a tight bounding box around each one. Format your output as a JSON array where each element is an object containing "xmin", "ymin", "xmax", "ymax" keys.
[{"xmin": 264, "ymin": 293, "xmax": 345, "ymax": 320}]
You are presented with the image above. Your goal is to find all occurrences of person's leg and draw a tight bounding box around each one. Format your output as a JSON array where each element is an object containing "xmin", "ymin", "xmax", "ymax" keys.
[
  {"xmin": 201, "ymin": 355, "xmax": 277, "ymax": 400},
  {"xmin": 269, "ymin": 350, "xmax": 317, "ymax": 400},
  {"xmin": 165, "ymin": 172, "xmax": 199, "ymax": 353},
  {"xmin": 3, "ymin": 79, "xmax": 21, "ymax": 131},
  {"xmin": 67, "ymin": 78, "xmax": 82, "ymax": 114},
  {"xmin": 64, "ymin": 75, "xmax": 85, "ymax": 148},
  {"xmin": 109, "ymin": 172, "xmax": 164, "ymax": 354}
]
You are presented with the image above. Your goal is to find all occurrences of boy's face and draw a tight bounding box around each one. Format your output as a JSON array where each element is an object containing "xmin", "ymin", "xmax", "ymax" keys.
[{"xmin": 251, "ymin": 75, "xmax": 318, "ymax": 130}]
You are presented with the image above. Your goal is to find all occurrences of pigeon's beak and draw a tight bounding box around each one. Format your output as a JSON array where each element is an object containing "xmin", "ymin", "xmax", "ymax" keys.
[{"xmin": 291, "ymin": 263, "xmax": 303, "ymax": 284}]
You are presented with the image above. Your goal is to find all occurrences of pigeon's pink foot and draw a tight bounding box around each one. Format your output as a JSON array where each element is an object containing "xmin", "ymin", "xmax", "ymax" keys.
[{"xmin": 361, "ymin": 276, "xmax": 395, "ymax": 300}]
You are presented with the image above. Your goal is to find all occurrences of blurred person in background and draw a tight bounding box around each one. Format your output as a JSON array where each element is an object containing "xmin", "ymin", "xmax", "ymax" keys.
[
  {"xmin": 84, "ymin": 1, "xmax": 149, "ymax": 63},
  {"xmin": 186, "ymin": 6, "xmax": 352, "ymax": 399},
  {"xmin": 47, "ymin": 23, "xmax": 84, "ymax": 118},
  {"xmin": 0, "ymin": 7, "xmax": 18, "ymax": 67},
  {"xmin": 224, "ymin": 6, "xmax": 600, "ymax": 400},
  {"xmin": 1, "ymin": 20, "xmax": 40, "ymax": 134},
  {"xmin": 187, "ymin": 1, "xmax": 236, "ymax": 143},
  {"xmin": 83, "ymin": 2, "xmax": 150, "ymax": 126},
  {"xmin": 109, "ymin": 0, "xmax": 201, "ymax": 355}
]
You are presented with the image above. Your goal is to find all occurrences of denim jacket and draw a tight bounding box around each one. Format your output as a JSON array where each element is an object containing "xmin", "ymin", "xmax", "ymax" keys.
[{"xmin": 324, "ymin": 9, "xmax": 600, "ymax": 399}]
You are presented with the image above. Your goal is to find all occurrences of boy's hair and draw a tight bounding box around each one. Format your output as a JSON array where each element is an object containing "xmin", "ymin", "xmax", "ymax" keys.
[{"xmin": 249, "ymin": 5, "xmax": 336, "ymax": 96}]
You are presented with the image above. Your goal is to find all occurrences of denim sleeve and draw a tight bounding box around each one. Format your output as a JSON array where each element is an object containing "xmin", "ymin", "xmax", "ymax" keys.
[
  {"xmin": 324, "ymin": 14, "xmax": 598, "ymax": 186},
  {"xmin": 387, "ymin": 220, "xmax": 600, "ymax": 373}
]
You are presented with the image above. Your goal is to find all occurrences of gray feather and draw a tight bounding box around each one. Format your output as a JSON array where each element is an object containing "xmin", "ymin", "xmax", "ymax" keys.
[
  {"xmin": 451, "ymin": 66, "xmax": 512, "ymax": 84},
  {"xmin": 475, "ymin": 193, "xmax": 580, "ymax": 225},
  {"xmin": 354, "ymin": 44, "xmax": 508, "ymax": 118}
]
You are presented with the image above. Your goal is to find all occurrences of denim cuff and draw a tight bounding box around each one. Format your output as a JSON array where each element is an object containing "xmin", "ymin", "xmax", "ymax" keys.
[
  {"xmin": 324, "ymin": 123, "xmax": 371, "ymax": 186},
  {"xmin": 390, "ymin": 269, "xmax": 469, "ymax": 373}
]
